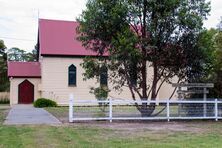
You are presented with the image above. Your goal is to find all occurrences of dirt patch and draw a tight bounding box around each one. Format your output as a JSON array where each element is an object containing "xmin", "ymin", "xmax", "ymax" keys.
[
  {"xmin": 61, "ymin": 121, "xmax": 220, "ymax": 140},
  {"xmin": 66, "ymin": 120, "xmax": 217, "ymax": 134}
]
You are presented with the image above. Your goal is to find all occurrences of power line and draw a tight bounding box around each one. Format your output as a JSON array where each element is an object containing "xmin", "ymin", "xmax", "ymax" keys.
[{"xmin": 0, "ymin": 36, "xmax": 35, "ymax": 42}]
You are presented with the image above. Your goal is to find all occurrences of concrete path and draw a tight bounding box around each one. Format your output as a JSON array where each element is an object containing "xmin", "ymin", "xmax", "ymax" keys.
[{"xmin": 4, "ymin": 105, "xmax": 61, "ymax": 125}]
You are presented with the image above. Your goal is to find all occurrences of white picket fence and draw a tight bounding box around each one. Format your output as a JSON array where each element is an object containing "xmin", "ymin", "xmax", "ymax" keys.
[{"xmin": 69, "ymin": 95, "xmax": 222, "ymax": 122}]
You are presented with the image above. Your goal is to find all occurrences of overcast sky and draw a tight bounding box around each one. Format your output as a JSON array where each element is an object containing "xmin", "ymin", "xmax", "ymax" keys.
[{"xmin": 0, "ymin": 0, "xmax": 221, "ymax": 52}]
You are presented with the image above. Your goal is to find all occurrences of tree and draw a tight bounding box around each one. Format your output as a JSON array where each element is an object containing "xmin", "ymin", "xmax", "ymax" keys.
[
  {"xmin": 204, "ymin": 20, "xmax": 222, "ymax": 98},
  {"xmin": 194, "ymin": 17, "xmax": 222, "ymax": 98},
  {"xmin": 194, "ymin": 28, "xmax": 217, "ymax": 82},
  {"xmin": 0, "ymin": 40, "xmax": 6, "ymax": 55},
  {"xmin": 0, "ymin": 40, "xmax": 9, "ymax": 92},
  {"xmin": 77, "ymin": 0, "xmax": 210, "ymax": 116},
  {"xmin": 25, "ymin": 49, "xmax": 38, "ymax": 62},
  {"xmin": 7, "ymin": 47, "xmax": 27, "ymax": 61},
  {"xmin": 7, "ymin": 48, "xmax": 37, "ymax": 62},
  {"xmin": 217, "ymin": 16, "xmax": 222, "ymax": 31}
]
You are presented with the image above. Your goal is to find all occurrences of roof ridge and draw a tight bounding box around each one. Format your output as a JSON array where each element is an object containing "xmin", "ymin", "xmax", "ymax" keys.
[
  {"xmin": 8, "ymin": 61, "xmax": 40, "ymax": 63},
  {"xmin": 39, "ymin": 18, "xmax": 78, "ymax": 23}
]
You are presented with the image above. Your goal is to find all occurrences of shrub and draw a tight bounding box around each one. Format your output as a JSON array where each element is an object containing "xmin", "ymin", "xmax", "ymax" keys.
[
  {"xmin": 0, "ymin": 98, "xmax": 9, "ymax": 104},
  {"xmin": 0, "ymin": 92, "xmax": 9, "ymax": 104},
  {"xmin": 33, "ymin": 98, "xmax": 57, "ymax": 108},
  {"xmin": 90, "ymin": 86, "xmax": 109, "ymax": 112}
]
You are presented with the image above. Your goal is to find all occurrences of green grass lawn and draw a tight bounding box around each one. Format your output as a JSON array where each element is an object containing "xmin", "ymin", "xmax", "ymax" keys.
[
  {"xmin": 0, "ymin": 105, "xmax": 10, "ymax": 124},
  {"xmin": 1, "ymin": 105, "xmax": 222, "ymax": 147}
]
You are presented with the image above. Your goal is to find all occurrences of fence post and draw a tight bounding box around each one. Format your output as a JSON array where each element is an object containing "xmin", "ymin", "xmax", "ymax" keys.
[
  {"xmin": 178, "ymin": 86, "xmax": 182, "ymax": 117},
  {"xmin": 203, "ymin": 87, "xmax": 207, "ymax": 117},
  {"xmin": 167, "ymin": 99, "xmax": 170, "ymax": 122},
  {"xmin": 215, "ymin": 99, "xmax": 218, "ymax": 121},
  {"xmin": 69, "ymin": 94, "xmax": 74, "ymax": 123},
  {"xmin": 109, "ymin": 98, "xmax": 112, "ymax": 123}
]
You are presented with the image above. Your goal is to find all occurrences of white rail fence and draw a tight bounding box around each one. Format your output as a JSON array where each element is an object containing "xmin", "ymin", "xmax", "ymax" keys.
[{"xmin": 69, "ymin": 95, "xmax": 222, "ymax": 122}]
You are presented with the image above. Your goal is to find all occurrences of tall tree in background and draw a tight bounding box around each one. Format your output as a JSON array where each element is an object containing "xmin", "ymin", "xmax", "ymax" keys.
[
  {"xmin": 207, "ymin": 18, "xmax": 222, "ymax": 98},
  {"xmin": 195, "ymin": 28, "xmax": 217, "ymax": 81},
  {"xmin": 0, "ymin": 40, "xmax": 6, "ymax": 55},
  {"xmin": 7, "ymin": 47, "xmax": 27, "ymax": 61},
  {"xmin": 0, "ymin": 40, "xmax": 9, "ymax": 91},
  {"xmin": 77, "ymin": 0, "xmax": 210, "ymax": 116},
  {"xmin": 7, "ymin": 48, "xmax": 37, "ymax": 62},
  {"xmin": 217, "ymin": 17, "xmax": 222, "ymax": 31}
]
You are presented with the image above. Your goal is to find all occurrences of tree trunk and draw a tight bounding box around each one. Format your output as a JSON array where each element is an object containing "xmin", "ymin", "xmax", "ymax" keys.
[
  {"xmin": 139, "ymin": 62, "xmax": 158, "ymax": 117},
  {"xmin": 140, "ymin": 103, "xmax": 156, "ymax": 117},
  {"xmin": 136, "ymin": 0, "xmax": 157, "ymax": 117}
]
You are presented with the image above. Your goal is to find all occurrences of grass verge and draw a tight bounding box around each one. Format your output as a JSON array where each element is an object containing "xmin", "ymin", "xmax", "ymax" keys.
[
  {"xmin": 0, "ymin": 105, "xmax": 10, "ymax": 124},
  {"xmin": 1, "ymin": 106, "xmax": 222, "ymax": 147}
]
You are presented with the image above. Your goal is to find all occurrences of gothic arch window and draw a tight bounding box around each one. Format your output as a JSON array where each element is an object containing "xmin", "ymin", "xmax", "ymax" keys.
[
  {"xmin": 100, "ymin": 66, "xmax": 108, "ymax": 86},
  {"xmin": 68, "ymin": 64, "xmax": 76, "ymax": 86}
]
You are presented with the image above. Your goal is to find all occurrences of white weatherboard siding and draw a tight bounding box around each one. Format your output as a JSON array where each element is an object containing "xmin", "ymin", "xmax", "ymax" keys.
[
  {"xmin": 9, "ymin": 78, "xmax": 41, "ymax": 105},
  {"xmin": 41, "ymin": 57, "xmax": 177, "ymax": 105}
]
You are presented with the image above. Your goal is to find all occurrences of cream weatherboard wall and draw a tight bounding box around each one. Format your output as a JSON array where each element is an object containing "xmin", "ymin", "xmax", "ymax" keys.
[
  {"xmin": 41, "ymin": 57, "xmax": 99, "ymax": 105},
  {"xmin": 40, "ymin": 57, "xmax": 177, "ymax": 105},
  {"xmin": 9, "ymin": 78, "xmax": 41, "ymax": 105}
]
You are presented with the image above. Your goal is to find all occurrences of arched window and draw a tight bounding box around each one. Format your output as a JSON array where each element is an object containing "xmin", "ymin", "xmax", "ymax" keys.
[
  {"xmin": 68, "ymin": 64, "xmax": 76, "ymax": 86},
  {"xmin": 100, "ymin": 66, "xmax": 108, "ymax": 86}
]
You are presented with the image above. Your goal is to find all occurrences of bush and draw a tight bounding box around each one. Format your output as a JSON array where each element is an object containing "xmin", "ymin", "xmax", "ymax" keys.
[
  {"xmin": 33, "ymin": 98, "xmax": 57, "ymax": 108},
  {"xmin": 0, "ymin": 98, "xmax": 9, "ymax": 104},
  {"xmin": 90, "ymin": 86, "xmax": 109, "ymax": 112},
  {"xmin": 0, "ymin": 92, "xmax": 9, "ymax": 104}
]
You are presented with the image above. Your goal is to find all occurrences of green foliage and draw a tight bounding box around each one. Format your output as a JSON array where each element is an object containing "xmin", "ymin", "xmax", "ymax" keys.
[
  {"xmin": 208, "ymin": 30, "xmax": 222, "ymax": 98},
  {"xmin": 78, "ymin": 0, "xmax": 211, "ymax": 90},
  {"xmin": 81, "ymin": 57, "xmax": 100, "ymax": 80},
  {"xmin": 90, "ymin": 86, "xmax": 109, "ymax": 99},
  {"xmin": 33, "ymin": 98, "xmax": 57, "ymax": 108},
  {"xmin": 191, "ymin": 28, "xmax": 217, "ymax": 82},
  {"xmin": 195, "ymin": 18, "xmax": 222, "ymax": 98},
  {"xmin": 77, "ymin": 0, "xmax": 211, "ymax": 115},
  {"xmin": 90, "ymin": 86, "xmax": 109, "ymax": 111},
  {"xmin": 7, "ymin": 47, "xmax": 37, "ymax": 62},
  {"xmin": 0, "ymin": 40, "xmax": 9, "ymax": 92},
  {"xmin": 0, "ymin": 55, "xmax": 9, "ymax": 92},
  {"xmin": 0, "ymin": 98, "xmax": 9, "ymax": 104},
  {"xmin": 0, "ymin": 40, "xmax": 6, "ymax": 55}
]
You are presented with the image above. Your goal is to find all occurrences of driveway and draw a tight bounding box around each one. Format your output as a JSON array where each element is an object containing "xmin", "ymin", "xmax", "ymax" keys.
[{"xmin": 4, "ymin": 105, "xmax": 61, "ymax": 125}]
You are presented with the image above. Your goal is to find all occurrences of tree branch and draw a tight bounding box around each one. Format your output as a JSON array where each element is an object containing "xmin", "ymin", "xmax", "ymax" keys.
[
  {"xmin": 128, "ymin": 84, "xmax": 141, "ymax": 111},
  {"xmin": 151, "ymin": 78, "xmax": 181, "ymax": 117},
  {"xmin": 154, "ymin": 78, "xmax": 167, "ymax": 98},
  {"xmin": 132, "ymin": 86, "xmax": 143, "ymax": 99}
]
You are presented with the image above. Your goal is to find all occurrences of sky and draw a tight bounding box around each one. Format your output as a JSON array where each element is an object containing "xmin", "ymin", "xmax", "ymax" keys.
[{"xmin": 0, "ymin": 0, "xmax": 221, "ymax": 52}]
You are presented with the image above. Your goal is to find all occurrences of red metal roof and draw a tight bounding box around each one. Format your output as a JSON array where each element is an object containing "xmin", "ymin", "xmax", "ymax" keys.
[
  {"xmin": 8, "ymin": 61, "xmax": 41, "ymax": 77},
  {"xmin": 39, "ymin": 19, "xmax": 106, "ymax": 56}
]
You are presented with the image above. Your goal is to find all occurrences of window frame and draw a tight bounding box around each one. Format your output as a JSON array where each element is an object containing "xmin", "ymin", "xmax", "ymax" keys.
[
  {"xmin": 68, "ymin": 64, "xmax": 77, "ymax": 86},
  {"xmin": 100, "ymin": 66, "xmax": 108, "ymax": 86}
]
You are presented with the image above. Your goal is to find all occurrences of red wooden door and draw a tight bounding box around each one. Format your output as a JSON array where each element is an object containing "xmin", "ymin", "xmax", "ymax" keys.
[{"xmin": 18, "ymin": 80, "xmax": 34, "ymax": 104}]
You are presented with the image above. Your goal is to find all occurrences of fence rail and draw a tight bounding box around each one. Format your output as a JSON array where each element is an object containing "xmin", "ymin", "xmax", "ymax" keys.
[{"xmin": 69, "ymin": 95, "xmax": 222, "ymax": 122}]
